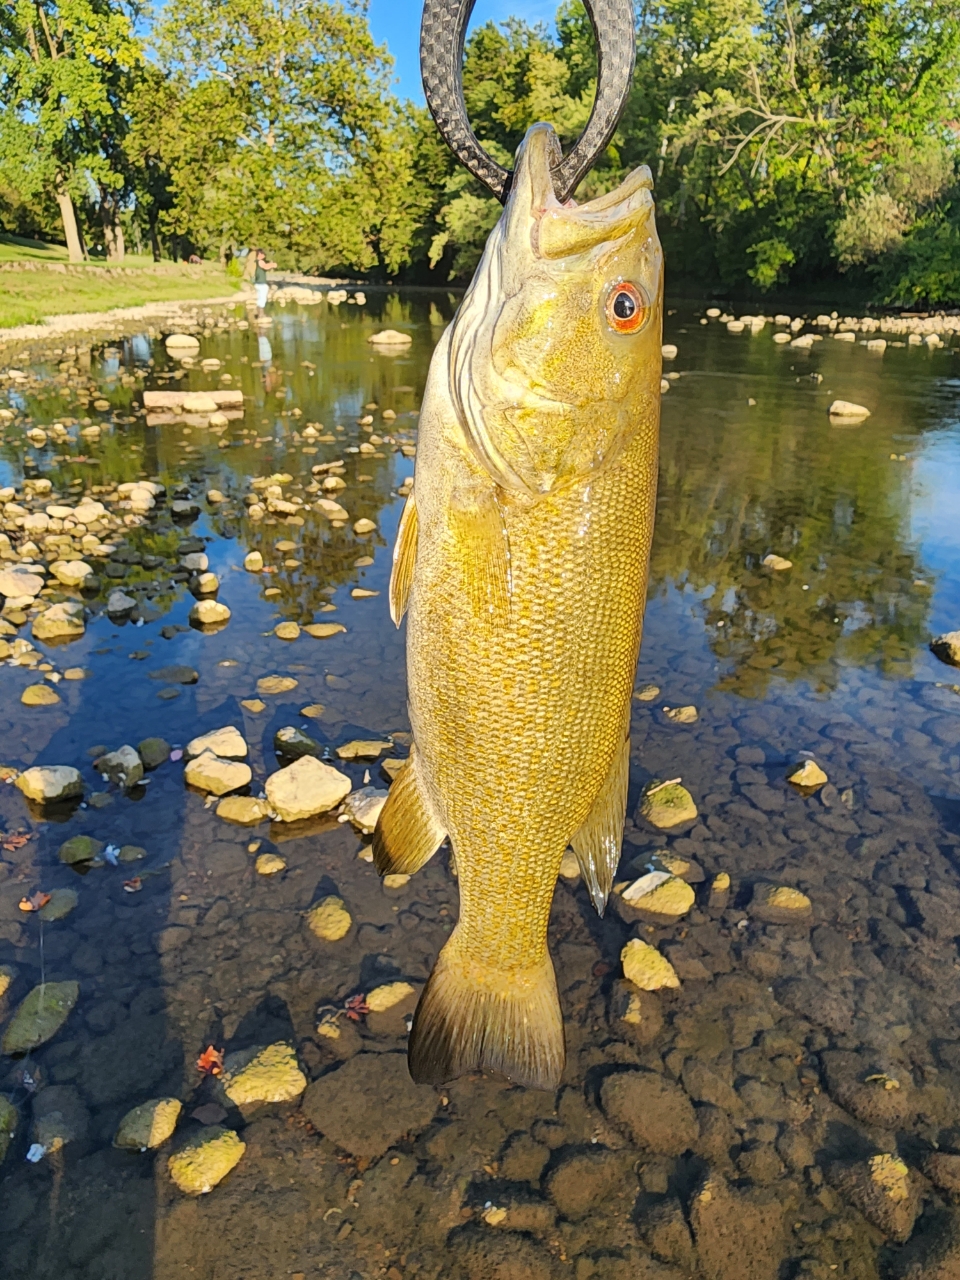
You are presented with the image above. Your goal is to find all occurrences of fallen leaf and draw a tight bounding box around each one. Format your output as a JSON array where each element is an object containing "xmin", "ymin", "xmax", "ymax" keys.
[
  {"xmin": 1, "ymin": 832, "xmax": 32, "ymax": 852},
  {"xmin": 18, "ymin": 891, "xmax": 51, "ymax": 912},
  {"xmin": 197, "ymin": 1045, "xmax": 224, "ymax": 1076},
  {"xmin": 122, "ymin": 877, "xmax": 142, "ymax": 893},
  {"xmin": 343, "ymin": 993, "xmax": 370, "ymax": 1022}
]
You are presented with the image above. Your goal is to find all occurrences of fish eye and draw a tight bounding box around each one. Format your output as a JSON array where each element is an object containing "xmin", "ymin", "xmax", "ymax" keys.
[{"xmin": 605, "ymin": 282, "xmax": 648, "ymax": 334}]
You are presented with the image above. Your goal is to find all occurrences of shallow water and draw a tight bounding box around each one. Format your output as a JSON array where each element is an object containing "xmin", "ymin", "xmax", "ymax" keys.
[{"xmin": 0, "ymin": 295, "xmax": 959, "ymax": 1279}]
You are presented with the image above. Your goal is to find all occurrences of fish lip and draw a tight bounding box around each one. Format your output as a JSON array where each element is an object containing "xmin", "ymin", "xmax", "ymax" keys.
[{"xmin": 532, "ymin": 164, "xmax": 655, "ymax": 260}]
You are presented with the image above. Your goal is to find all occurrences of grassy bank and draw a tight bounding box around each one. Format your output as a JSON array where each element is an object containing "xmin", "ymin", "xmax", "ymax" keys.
[{"xmin": 0, "ymin": 237, "xmax": 242, "ymax": 327}]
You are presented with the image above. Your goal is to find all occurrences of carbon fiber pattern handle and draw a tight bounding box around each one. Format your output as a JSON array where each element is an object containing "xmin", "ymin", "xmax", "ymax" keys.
[{"xmin": 420, "ymin": 0, "xmax": 636, "ymax": 204}]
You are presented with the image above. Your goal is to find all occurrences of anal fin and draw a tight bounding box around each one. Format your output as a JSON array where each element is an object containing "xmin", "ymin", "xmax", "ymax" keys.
[
  {"xmin": 372, "ymin": 747, "xmax": 446, "ymax": 876},
  {"xmin": 570, "ymin": 726, "xmax": 630, "ymax": 915},
  {"xmin": 389, "ymin": 491, "xmax": 418, "ymax": 627}
]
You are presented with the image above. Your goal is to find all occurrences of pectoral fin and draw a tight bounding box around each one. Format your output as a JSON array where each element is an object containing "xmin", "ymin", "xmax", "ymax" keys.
[
  {"xmin": 449, "ymin": 489, "xmax": 511, "ymax": 623},
  {"xmin": 372, "ymin": 746, "xmax": 446, "ymax": 876},
  {"xmin": 570, "ymin": 728, "xmax": 630, "ymax": 915},
  {"xmin": 389, "ymin": 491, "xmax": 418, "ymax": 627}
]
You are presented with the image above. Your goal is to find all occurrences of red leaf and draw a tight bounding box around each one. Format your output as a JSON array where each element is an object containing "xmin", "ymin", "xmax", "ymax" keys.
[
  {"xmin": 196, "ymin": 1045, "xmax": 224, "ymax": 1076},
  {"xmin": 18, "ymin": 891, "xmax": 51, "ymax": 912},
  {"xmin": 122, "ymin": 877, "xmax": 142, "ymax": 893}
]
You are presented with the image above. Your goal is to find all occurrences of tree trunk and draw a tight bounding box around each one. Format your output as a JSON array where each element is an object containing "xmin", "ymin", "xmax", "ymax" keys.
[
  {"xmin": 55, "ymin": 187, "xmax": 84, "ymax": 263},
  {"xmin": 103, "ymin": 218, "xmax": 125, "ymax": 262},
  {"xmin": 148, "ymin": 214, "xmax": 161, "ymax": 262}
]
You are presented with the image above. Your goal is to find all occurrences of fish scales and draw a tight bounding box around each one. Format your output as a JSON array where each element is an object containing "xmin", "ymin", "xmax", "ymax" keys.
[{"xmin": 375, "ymin": 122, "xmax": 663, "ymax": 1089}]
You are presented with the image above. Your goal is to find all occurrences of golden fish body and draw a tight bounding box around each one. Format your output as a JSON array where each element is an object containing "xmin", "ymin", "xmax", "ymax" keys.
[{"xmin": 375, "ymin": 124, "xmax": 663, "ymax": 1089}]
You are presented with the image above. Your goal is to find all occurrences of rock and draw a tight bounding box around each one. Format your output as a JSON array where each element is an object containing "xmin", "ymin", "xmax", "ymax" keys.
[
  {"xmin": 31, "ymin": 1084, "xmax": 89, "ymax": 1152},
  {"xmin": 138, "ymin": 737, "xmax": 171, "ymax": 769},
  {"xmin": 446, "ymin": 1229, "xmax": 559, "ymax": 1280},
  {"xmin": 762, "ymin": 553, "xmax": 793, "ymax": 570},
  {"xmin": 206, "ymin": 489, "xmax": 225, "ymax": 503},
  {"xmin": 708, "ymin": 871, "xmax": 731, "ymax": 911},
  {"xmin": 50, "ymin": 560, "xmax": 93, "ymax": 588},
  {"xmin": 639, "ymin": 781, "xmax": 698, "ymax": 829},
  {"xmin": 185, "ymin": 725, "xmax": 247, "ymax": 760},
  {"xmin": 353, "ymin": 518, "xmax": 376, "ymax": 534},
  {"xmin": 165, "ymin": 333, "xmax": 200, "ymax": 352},
  {"xmin": 341, "ymin": 787, "xmax": 388, "ymax": 834},
  {"xmin": 383, "ymin": 873, "xmax": 410, "ymax": 889},
  {"xmin": 94, "ymin": 744, "xmax": 144, "ymax": 787},
  {"xmin": 0, "ymin": 1096, "xmax": 16, "ymax": 1164},
  {"xmin": 931, "ymin": 631, "xmax": 960, "ymax": 667},
  {"xmin": 194, "ymin": 572, "xmax": 219, "ymax": 594},
  {"xmin": 2, "ymin": 980, "xmax": 79, "ymax": 1053},
  {"xmin": 274, "ymin": 621, "xmax": 300, "ymax": 640},
  {"xmin": 255, "ymin": 852, "xmax": 285, "ymax": 875},
  {"xmin": 185, "ymin": 752, "xmax": 252, "ymax": 796},
  {"xmin": 63, "ymin": 668, "xmax": 86, "ymax": 680},
  {"xmin": 190, "ymin": 599, "xmax": 230, "ymax": 627},
  {"xmin": 21, "ymin": 683, "xmax": 60, "ymax": 706},
  {"xmin": 219, "ymin": 1043, "xmax": 306, "ymax": 1105},
  {"xmin": 39, "ymin": 888, "xmax": 78, "ymax": 921},
  {"xmin": 690, "ymin": 1175, "xmax": 787, "ymax": 1280},
  {"xmin": 366, "ymin": 982, "xmax": 416, "ymax": 1013},
  {"xmin": 115, "ymin": 1098, "xmax": 182, "ymax": 1150},
  {"xmin": 547, "ymin": 1149, "xmax": 634, "ymax": 1220},
  {"xmin": 256, "ymin": 674, "xmax": 298, "ymax": 695},
  {"xmin": 303, "ymin": 622, "xmax": 346, "ymax": 638},
  {"xmin": 217, "ymin": 795, "xmax": 268, "ymax": 825},
  {"xmin": 828, "ymin": 399, "xmax": 871, "ymax": 419},
  {"xmin": 119, "ymin": 845, "xmax": 147, "ymax": 862},
  {"xmin": 820, "ymin": 1052, "xmax": 915, "ymax": 1128},
  {"xmin": 305, "ymin": 896, "xmax": 352, "ymax": 941},
  {"xmin": 620, "ymin": 873, "xmax": 695, "ymax": 921},
  {"xmin": 167, "ymin": 1127, "xmax": 245, "ymax": 1195},
  {"xmin": 149, "ymin": 665, "xmax": 199, "ymax": 685},
  {"xmin": 0, "ymin": 567, "xmax": 44, "ymax": 599},
  {"xmin": 243, "ymin": 551, "xmax": 263, "ymax": 572},
  {"xmin": 893, "ymin": 1209, "xmax": 960, "ymax": 1280},
  {"xmin": 273, "ymin": 725, "xmax": 321, "ymax": 760},
  {"xmin": 336, "ymin": 739, "xmax": 392, "ymax": 759},
  {"xmin": 32, "ymin": 601, "xmax": 85, "ymax": 641},
  {"xmin": 661, "ymin": 343, "xmax": 678, "ymax": 359},
  {"xmin": 608, "ymin": 980, "xmax": 663, "ymax": 1046},
  {"xmin": 827, "ymin": 1153, "xmax": 919, "ymax": 1242},
  {"xmin": 663, "ymin": 704, "xmax": 698, "ymax": 724},
  {"xmin": 0, "ymin": 967, "xmax": 14, "ymax": 1000},
  {"xmin": 601, "ymin": 1070, "xmax": 698, "ymax": 1155},
  {"xmin": 749, "ymin": 883, "xmax": 812, "ymax": 924},
  {"xmin": 786, "ymin": 758, "xmax": 827, "ymax": 789},
  {"xmin": 17, "ymin": 765, "xmax": 82, "ymax": 804},
  {"xmin": 301, "ymin": 1053, "xmax": 436, "ymax": 1158},
  {"xmin": 925, "ymin": 1154, "xmax": 960, "ymax": 1195},
  {"xmin": 634, "ymin": 683, "xmax": 660, "ymax": 700},
  {"xmin": 59, "ymin": 835, "xmax": 103, "ymax": 865},
  {"xmin": 351, "ymin": 587, "xmax": 378, "ymax": 598},
  {"xmin": 266, "ymin": 755, "xmax": 351, "ymax": 822},
  {"xmin": 621, "ymin": 938, "xmax": 680, "ymax": 990},
  {"xmin": 367, "ymin": 329, "xmax": 413, "ymax": 346},
  {"xmin": 240, "ymin": 699, "xmax": 266, "ymax": 714},
  {"xmin": 558, "ymin": 849, "xmax": 580, "ymax": 879},
  {"xmin": 107, "ymin": 589, "xmax": 137, "ymax": 616}
]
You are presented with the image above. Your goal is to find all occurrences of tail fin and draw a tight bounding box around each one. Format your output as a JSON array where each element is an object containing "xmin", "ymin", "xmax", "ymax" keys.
[{"xmin": 408, "ymin": 941, "xmax": 564, "ymax": 1091}]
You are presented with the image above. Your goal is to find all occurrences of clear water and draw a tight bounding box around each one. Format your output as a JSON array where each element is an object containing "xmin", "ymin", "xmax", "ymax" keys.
[{"xmin": 0, "ymin": 296, "xmax": 959, "ymax": 1280}]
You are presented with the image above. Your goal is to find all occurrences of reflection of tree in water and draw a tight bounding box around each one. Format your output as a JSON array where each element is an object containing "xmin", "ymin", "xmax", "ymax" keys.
[{"xmin": 651, "ymin": 404, "xmax": 932, "ymax": 698}]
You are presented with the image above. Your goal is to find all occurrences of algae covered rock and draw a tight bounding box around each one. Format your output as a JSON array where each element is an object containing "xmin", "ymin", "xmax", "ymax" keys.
[
  {"xmin": 138, "ymin": 737, "xmax": 172, "ymax": 770},
  {"xmin": 39, "ymin": 888, "xmax": 78, "ymax": 921},
  {"xmin": 59, "ymin": 835, "xmax": 103, "ymax": 865},
  {"xmin": 619, "ymin": 872, "xmax": 695, "ymax": 922},
  {"xmin": 0, "ymin": 1096, "xmax": 17, "ymax": 1163},
  {"xmin": 638, "ymin": 781, "xmax": 698, "ymax": 829},
  {"xmin": 16, "ymin": 765, "xmax": 82, "ymax": 804},
  {"xmin": 931, "ymin": 631, "xmax": 960, "ymax": 668},
  {"xmin": 168, "ymin": 1126, "xmax": 245, "ymax": 1195},
  {"xmin": 2, "ymin": 980, "xmax": 79, "ymax": 1053},
  {"xmin": 219, "ymin": 1043, "xmax": 306, "ymax": 1106},
  {"xmin": 273, "ymin": 725, "xmax": 321, "ymax": 761},
  {"xmin": 115, "ymin": 1097, "xmax": 182, "ymax": 1150},
  {"xmin": 305, "ymin": 896, "xmax": 352, "ymax": 941}
]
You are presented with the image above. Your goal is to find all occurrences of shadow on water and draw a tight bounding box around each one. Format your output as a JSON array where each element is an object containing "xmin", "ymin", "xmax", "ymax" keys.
[{"xmin": 0, "ymin": 296, "xmax": 958, "ymax": 1277}]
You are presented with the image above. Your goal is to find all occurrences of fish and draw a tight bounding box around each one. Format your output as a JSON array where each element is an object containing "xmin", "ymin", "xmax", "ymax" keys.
[{"xmin": 374, "ymin": 121, "xmax": 664, "ymax": 1090}]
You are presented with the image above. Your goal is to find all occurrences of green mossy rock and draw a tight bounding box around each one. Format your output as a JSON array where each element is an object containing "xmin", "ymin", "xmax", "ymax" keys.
[
  {"xmin": 115, "ymin": 1098, "xmax": 182, "ymax": 1150},
  {"xmin": 639, "ymin": 782, "xmax": 698, "ymax": 829},
  {"xmin": 59, "ymin": 835, "xmax": 103, "ymax": 865},
  {"xmin": 0, "ymin": 1097, "xmax": 17, "ymax": 1163},
  {"xmin": 2, "ymin": 980, "xmax": 79, "ymax": 1054},
  {"xmin": 39, "ymin": 888, "xmax": 78, "ymax": 921},
  {"xmin": 137, "ymin": 737, "xmax": 172, "ymax": 770}
]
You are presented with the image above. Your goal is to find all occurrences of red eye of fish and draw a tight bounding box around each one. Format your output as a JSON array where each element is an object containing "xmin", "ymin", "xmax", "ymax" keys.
[{"xmin": 605, "ymin": 282, "xmax": 648, "ymax": 334}]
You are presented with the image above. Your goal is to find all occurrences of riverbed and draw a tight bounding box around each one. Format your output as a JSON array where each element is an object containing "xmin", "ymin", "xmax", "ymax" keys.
[{"xmin": 0, "ymin": 293, "xmax": 959, "ymax": 1279}]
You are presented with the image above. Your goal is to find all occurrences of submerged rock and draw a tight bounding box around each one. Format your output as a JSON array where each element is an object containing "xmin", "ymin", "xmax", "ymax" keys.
[
  {"xmin": 256, "ymin": 674, "xmax": 298, "ymax": 695},
  {"xmin": 341, "ymin": 786, "xmax": 388, "ymax": 834},
  {"xmin": 115, "ymin": 1098, "xmax": 182, "ymax": 1150},
  {"xmin": 243, "ymin": 551, "xmax": 263, "ymax": 572},
  {"xmin": 366, "ymin": 982, "xmax": 416, "ymax": 1013},
  {"xmin": 16, "ymin": 765, "xmax": 82, "ymax": 804},
  {"xmin": 168, "ymin": 1126, "xmax": 245, "ymax": 1195},
  {"xmin": 762, "ymin": 553, "xmax": 793, "ymax": 571},
  {"xmin": 32, "ymin": 1084, "xmax": 89, "ymax": 1152},
  {"xmin": 138, "ymin": 737, "xmax": 172, "ymax": 769},
  {"xmin": 620, "ymin": 873, "xmax": 695, "ymax": 921},
  {"xmin": 149, "ymin": 665, "xmax": 199, "ymax": 685},
  {"xmin": 255, "ymin": 852, "xmax": 285, "ymax": 874},
  {"xmin": 305, "ymin": 896, "xmax": 352, "ymax": 941},
  {"xmin": 2, "ymin": 980, "xmax": 79, "ymax": 1053},
  {"xmin": 59, "ymin": 835, "xmax": 103, "ymax": 865},
  {"xmin": 601, "ymin": 1069, "xmax": 698, "ymax": 1155},
  {"xmin": 336, "ymin": 739, "xmax": 392, "ymax": 759},
  {"xmin": 106, "ymin": 589, "xmax": 137, "ymax": 616},
  {"xmin": 749, "ymin": 883, "xmax": 813, "ymax": 924},
  {"xmin": 265, "ymin": 755, "xmax": 351, "ymax": 822},
  {"xmin": 301, "ymin": 1053, "xmax": 436, "ymax": 1159},
  {"xmin": 32, "ymin": 601, "xmax": 85, "ymax": 641},
  {"xmin": 94, "ymin": 744, "xmax": 144, "ymax": 787},
  {"xmin": 827, "ymin": 1153, "xmax": 919, "ymax": 1242},
  {"xmin": 787, "ymin": 758, "xmax": 828, "ymax": 789},
  {"xmin": 0, "ymin": 1097, "xmax": 16, "ymax": 1164},
  {"xmin": 219, "ymin": 1043, "xmax": 306, "ymax": 1106},
  {"xmin": 302, "ymin": 622, "xmax": 346, "ymax": 638},
  {"xmin": 186, "ymin": 725, "xmax": 247, "ymax": 760},
  {"xmin": 931, "ymin": 631, "xmax": 960, "ymax": 667},
  {"xmin": 274, "ymin": 621, "xmax": 300, "ymax": 640},
  {"xmin": 273, "ymin": 725, "xmax": 321, "ymax": 761},
  {"xmin": 621, "ymin": 938, "xmax": 680, "ymax": 991},
  {"xmin": 39, "ymin": 888, "xmax": 78, "ymax": 921},
  {"xmin": 21, "ymin": 683, "xmax": 60, "ymax": 706},
  {"xmin": 184, "ymin": 751, "xmax": 252, "ymax": 796},
  {"xmin": 190, "ymin": 599, "xmax": 231, "ymax": 627},
  {"xmin": 216, "ymin": 795, "xmax": 269, "ymax": 826},
  {"xmin": 828, "ymin": 399, "xmax": 871, "ymax": 420},
  {"xmin": 638, "ymin": 781, "xmax": 698, "ymax": 829}
]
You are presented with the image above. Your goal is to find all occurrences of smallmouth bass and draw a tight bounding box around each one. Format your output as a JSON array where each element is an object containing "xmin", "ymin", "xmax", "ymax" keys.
[{"xmin": 375, "ymin": 122, "xmax": 663, "ymax": 1089}]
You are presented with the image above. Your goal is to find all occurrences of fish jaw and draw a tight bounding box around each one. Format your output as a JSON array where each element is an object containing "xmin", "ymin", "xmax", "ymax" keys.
[{"xmin": 449, "ymin": 122, "xmax": 663, "ymax": 498}]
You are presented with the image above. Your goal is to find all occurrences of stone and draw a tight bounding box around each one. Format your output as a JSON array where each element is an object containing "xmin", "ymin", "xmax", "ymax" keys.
[
  {"xmin": 274, "ymin": 621, "xmax": 300, "ymax": 640},
  {"xmin": 274, "ymin": 725, "xmax": 320, "ymax": 760},
  {"xmin": 32, "ymin": 601, "xmax": 85, "ymax": 641},
  {"xmin": 341, "ymin": 787, "xmax": 388, "ymax": 834},
  {"xmin": 303, "ymin": 622, "xmax": 346, "ymax": 638},
  {"xmin": 63, "ymin": 668, "xmax": 86, "ymax": 680},
  {"xmin": 0, "ymin": 1096, "xmax": 16, "ymax": 1164},
  {"xmin": 59, "ymin": 835, "xmax": 103, "ymax": 865},
  {"xmin": 305, "ymin": 896, "xmax": 352, "ymax": 941},
  {"xmin": 94, "ymin": 744, "xmax": 144, "ymax": 787},
  {"xmin": 663, "ymin": 704, "xmax": 698, "ymax": 724},
  {"xmin": 639, "ymin": 781, "xmax": 698, "ymax": 829},
  {"xmin": 243, "ymin": 551, "xmax": 263, "ymax": 572},
  {"xmin": 149, "ymin": 665, "xmax": 199, "ymax": 684},
  {"xmin": 138, "ymin": 737, "xmax": 172, "ymax": 769},
  {"xmin": 2, "ymin": 980, "xmax": 79, "ymax": 1053},
  {"xmin": 115, "ymin": 1098, "xmax": 182, "ymax": 1150},
  {"xmin": 786, "ymin": 758, "xmax": 827, "ymax": 789},
  {"xmin": 301, "ymin": 1053, "xmax": 436, "ymax": 1158},
  {"xmin": 762, "ymin": 553, "xmax": 793, "ymax": 570},
  {"xmin": 893, "ymin": 1209, "xmax": 960, "ymax": 1280},
  {"xmin": 184, "ymin": 752, "xmax": 252, "ymax": 796},
  {"xmin": 0, "ymin": 567, "xmax": 44, "ymax": 599},
  {"xmin": 749, "ymin": 883, "xmax": 812, "ymax": 924},
  {"xmin": 634, "ymin": 683, "xmax": 660, "ymax": 700},
  {"xmin": 240, "ymin": 699, "xmax": 266, "ymax": 714},
  {"xmin": 547, "ymin": 1150, "xmax": 635, "ymax": 1220},
  {"xmin": 190, "ymin": 599, "xmax": 230, "ymax": 626},
  {"xmin": 107, "ymin": 589, "xmax": 136, "ymax": 616},
  {"xmin": 558, "ymin": 849, "xmax": 580, "ymax": 879},
  {"xmin": 219, "ymin": 1043, "xmax": 306, "ymax": 1105},
  {"xmin": 827, "ymin": 1153, "xmax": 919, "ymax": 1242},
  {"xmin": 195, "ymin": 572, "xmax": 219, "ymax": 594},
  {"xmin": 351, "ymin": 587, "xmax": 378, "ymax": 598},
  {"xmin": 690, "ymin": 1175, "xmax": 787, "ymax": 1280},
  {"xmin": 165, "ymin": 332, "xmax": 200, "ymax": 352},
  {"xmin": 367, "ymin": 329, "xmax": 413, "ymax": 345},
  {"xmin": 601, "ymin": 1069, "xmax": 698, "ymax": 1156},
  {"xmin": 32, "ymin": 1084, "xmax": 89, "ymax": 1153},
  {"xmin": 255, "ymin": 852, "xmax": 285, "ymax": 874},
  {"xmin": 828, "ymin": 399, "xmax": 871, "ymax": 420},
  {"xmin": 181, "ymin": 392, "xmax": 219, "ymax": 413},
  {"xmin": 119, "ymin": 845, "xmax": 146, "ymax": 863},
  {"xmin": 266, "ymin": 755, "xmax": 351, "ymax": 822},
  {"xmin": 621, "ymin": 938, "xmax": 680, "ymax": 990},
  {"xmin": 336, "ymin": 739, "xmax": 392, "ymax": 759},
  {"xmin": 931, "ymin": 631, "xmax": 960, "ymax": 667},
  {"xmin": 168, "ymin": 1127, "xmax": 245, "ymax": 1195},
  {"xmin": 256, "ymin": 674, "xmax": 298, "ymax": 695},
  {"xmin": 185, "ymin": 725, "xmax": 247, "ymax": 760},
  {"xmin": 217, "ymin": 795, "xmax": 268, "ymax": 825},
  {"xmin": 0, "ymin": 968, "xmax": 14, "ymax": 1002},
  {"xmin": 353, "ymin": 518, "xmax": 376, "ymax": 534},
  {"xmin": 39, "ymin": 888, "xmax": 78, "ymax": 921},
  {"xmin": 620, "ymin": 873, "xmax": 695, "ymax": 920},
  {"xmin": 383, "ymin": 873, "xmax": 410, "ymax": 889},
  {"xmin": 709, "ymin": 871, "xmax": 731, "ymax": 911},
  {"xmin": 50, "ymin": 560, "xmax": 93, "ymax": 588},
  {"xmin": 925, "ymin": 1154, "xmax": 960, "ymax": 1195},
  {"xmin": 366, "ymin": 982, "xmax": 416, "ymax": 1013},
  {"xmin": 17, "ymin": 765, "xmax": 82, "ymax": 804},
  {"xmin": 21, "ymin": 683, "xmax": 60, "ymax": 706}
]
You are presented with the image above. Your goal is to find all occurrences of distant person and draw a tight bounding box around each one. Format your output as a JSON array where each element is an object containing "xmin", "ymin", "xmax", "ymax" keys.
[{"xmin": 253, "ymin": 248, "xmax": 277, "ymax": 318}]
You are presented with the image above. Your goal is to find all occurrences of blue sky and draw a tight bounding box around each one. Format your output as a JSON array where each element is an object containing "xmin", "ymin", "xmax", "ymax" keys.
[{"xmin": 367, "ymin": 0, "xmax": 560, "ymax": 102}]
